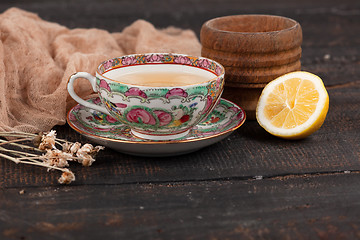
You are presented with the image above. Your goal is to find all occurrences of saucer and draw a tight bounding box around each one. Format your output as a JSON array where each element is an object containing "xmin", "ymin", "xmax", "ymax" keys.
[{"xmin": 67, "ymin": 97, "xmax": 246, "ymax": 157}]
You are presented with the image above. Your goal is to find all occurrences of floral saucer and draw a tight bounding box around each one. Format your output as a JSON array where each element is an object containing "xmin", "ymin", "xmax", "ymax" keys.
[{"xmin": 67, "ymin": 97, "xmax": 246, "ymax": 157}]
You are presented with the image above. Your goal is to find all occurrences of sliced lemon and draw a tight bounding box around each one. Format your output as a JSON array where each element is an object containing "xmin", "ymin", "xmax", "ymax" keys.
[{"xmin": 256, "ymin": 71, "xmax": 329, "ymax": 139}]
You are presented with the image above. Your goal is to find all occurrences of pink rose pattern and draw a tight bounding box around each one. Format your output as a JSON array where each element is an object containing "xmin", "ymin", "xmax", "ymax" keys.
[
  {"xmin": 216, "ymin": 77, "xmax": 223, "ymax": 89},
  {"xmin": 229, "ymin": 107, "xmax": 240, "ymax": 113},
  {"xmin": 154, "ymin": 110, "xmax": 172, "ymax": 126},
  {"xmin": 145, "ymin": 54, "xmax": 163, "ymax": 62},
  {"xmin": 99, "ymin": 79, "xmax": 111, "ymax": 92},
  {"xmin": 93, "ymin": 97, "xmax": 102, "ymax": 105},
  {"xmin": 122, "ymin": 56, "xmax": 137, "ymax": 66},
  {"xmin": 198, "ymin": 58, "xmax": 211, "ymax": 69},
  {"xmin": 103, "ymin": 59, "xmax": 114, "ymax": 70},
  {"xmin": 106, "ymin": 115, "xmax": 118, "ymax": 123},
  {"xmin": 174, "ymin": 56, "xmax": 192, "ymax": 65},
  {"xmin": 125, "ymin": 87, "xmax": 147, "ymax": 98},
  {"xmin": 215, "ymin": 66, "xmax": 222, "ymax": 76},
  {"xmin": 203, "ymin": 95, "xmax": 213, "ymax": 113},
  {"xmin": 126, "ymin": 109, "xmax": 172, "ymax": 127},
  {"xmin": 115, "ymin": 103, "xmax": 127, "ymax": 108},
  {"xmin": 165, "ymin": 88, "xmax": 188, "ymax": 99},
  {"xmin": 126, "ymin": 108, "xmax": 156, "ymax": 125}
]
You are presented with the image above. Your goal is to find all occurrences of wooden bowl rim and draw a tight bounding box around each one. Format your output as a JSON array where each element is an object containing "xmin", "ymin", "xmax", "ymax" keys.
[
  {"xmin": 203, "ymin": 14, "xmax": 300, "ymax": 35},
  {"xmin": 200, "ymin": 14, "xmax": 302, "ymax": 53}
]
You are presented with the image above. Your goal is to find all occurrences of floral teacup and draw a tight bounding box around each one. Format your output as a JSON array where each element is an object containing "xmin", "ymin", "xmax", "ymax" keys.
[{"xmin": 67, "ymin": 53, "xmax": 225, "ymax": 140}]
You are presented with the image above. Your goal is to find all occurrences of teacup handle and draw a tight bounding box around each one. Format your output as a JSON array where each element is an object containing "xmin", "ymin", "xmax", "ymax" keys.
[{"xmin": 67, "ymin": 72, "xmax": 110, "ymax": 115}]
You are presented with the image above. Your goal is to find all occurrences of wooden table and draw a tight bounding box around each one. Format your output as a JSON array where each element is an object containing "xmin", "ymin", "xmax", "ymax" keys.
[{"xmin": 0, "ymin": 0, "xmax": 359, "ymax": 239}]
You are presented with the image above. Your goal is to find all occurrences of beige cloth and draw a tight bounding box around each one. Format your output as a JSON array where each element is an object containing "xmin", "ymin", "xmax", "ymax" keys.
[{"xmin": 0, "ymin": 8, "xmax": 201, "ymax": 133}]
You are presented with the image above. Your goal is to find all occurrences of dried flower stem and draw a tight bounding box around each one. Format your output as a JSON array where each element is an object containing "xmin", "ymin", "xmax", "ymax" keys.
[
  {"xmin": 0, "ymin": 146, "xmax": 39, "ymax": 157},
  {"xmin": 0, "ymin": 132, "xmax": 37, "ymax": 138},
  {"xmin": 2, "ymin": 155, "xmax": 53, "ymax": 171},
  {"xmin": 0, "ymin": 152, "xmax": 20, "ymax": 163},
  {"xmin": 0, "ymin": 148, "xmax": 46, "ymax": 169},
  {"xmin": 16, "ymin": 160, "xmax": 71, "ymax": 173},
  {"xmin": 0, "ymin": 137, "xmax": 32, "ymax": 146},
  {"xmin": 0, "ymin": 139, "xmax": 42, "ymax": 152},
  {"xmin": 14, "ymin": 155, "xmax": 85, "ymax": 162},
  {"xmin": 15, "ymin": 155, "xmax": 46, "ymax": 161}
]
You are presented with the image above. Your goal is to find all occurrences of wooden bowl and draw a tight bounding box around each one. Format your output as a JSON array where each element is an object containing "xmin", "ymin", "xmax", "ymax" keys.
[{"xmin": 200, "ymin": 15, "xmax": 302, "ymax": 119}]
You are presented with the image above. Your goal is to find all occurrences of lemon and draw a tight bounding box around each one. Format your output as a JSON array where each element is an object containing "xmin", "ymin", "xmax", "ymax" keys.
[{"xmin": 256, "ymin": 71, "xmax": 329, "ymax": 139}]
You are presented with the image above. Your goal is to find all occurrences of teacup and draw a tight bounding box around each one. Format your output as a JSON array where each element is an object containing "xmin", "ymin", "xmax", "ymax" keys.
[{"xmin": 67, "ymin": 53, "xmax": 225, "ymax": 140}]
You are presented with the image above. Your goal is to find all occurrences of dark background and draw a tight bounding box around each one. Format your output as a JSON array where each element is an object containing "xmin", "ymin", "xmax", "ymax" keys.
[{"xmin": 1, "ymin": 0, "xmax": 358, "ymax": 87}]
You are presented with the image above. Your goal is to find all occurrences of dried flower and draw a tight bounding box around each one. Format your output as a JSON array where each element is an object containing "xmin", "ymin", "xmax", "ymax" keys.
[
  {"xmin": 38, "ymin": 130, "xmax": 56, "ymax": 150},
  {"xmin": 62, "ymin": 142, "xmax": 81, "ymax": 155},
  {"xmin": 43, "ymin": 149, "xmax": 72, "ymax": 168},
  {"xmin": 58, "ymin": 171, "xmax": 75, "ymax": 184},
  {"xmin": 80, "ymin": 155, "xmax": 95, "ymax": 167},
  {"xmin": 76, "ymin": 144, "xmax": 104, "ymax": 167}
]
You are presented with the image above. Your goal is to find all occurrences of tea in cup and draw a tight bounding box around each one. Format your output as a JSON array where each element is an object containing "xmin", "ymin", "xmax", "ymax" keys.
[{"xmin": 67, "ymin": 53, "xmax": 225, "ymax": 140}]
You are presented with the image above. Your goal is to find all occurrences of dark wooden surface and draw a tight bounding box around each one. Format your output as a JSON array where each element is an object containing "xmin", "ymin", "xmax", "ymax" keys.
[{"xmin": 1, "ymin": 0, "xmax": 360, "ymax": 239}]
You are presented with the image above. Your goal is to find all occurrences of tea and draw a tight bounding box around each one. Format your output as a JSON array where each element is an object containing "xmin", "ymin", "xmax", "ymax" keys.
[
  {"xmin": 106, "ymin": 65, "xmax": 216, "ymax": 87},
  {"xmin": 116, "ymin": 71, "xmax": 213, "ymax": 87}
]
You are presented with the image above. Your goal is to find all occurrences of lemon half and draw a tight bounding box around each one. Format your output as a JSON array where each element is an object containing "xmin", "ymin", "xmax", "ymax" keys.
[{"xmin": 256, "ymin": 71, "xmax": 329, "ymax": 139}]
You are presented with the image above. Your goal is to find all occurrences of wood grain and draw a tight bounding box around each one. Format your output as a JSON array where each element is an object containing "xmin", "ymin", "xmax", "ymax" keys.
[{"xmin": 0, "ymin": 173, "xmax": 359, "ymax": 239}]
